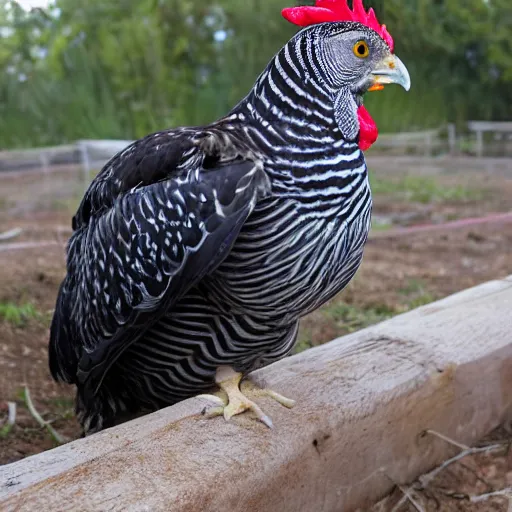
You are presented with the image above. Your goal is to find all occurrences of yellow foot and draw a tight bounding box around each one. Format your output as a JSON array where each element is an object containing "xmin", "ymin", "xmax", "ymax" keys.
[{"xmin": 197, "ymin": 366, "xmax": 295, "ymax": 429}]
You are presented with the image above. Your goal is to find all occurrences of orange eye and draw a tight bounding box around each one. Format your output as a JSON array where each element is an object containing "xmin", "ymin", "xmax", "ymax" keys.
[{"xmin": 353, "ymin": 41, "xmax": 370, "ymax": 58}]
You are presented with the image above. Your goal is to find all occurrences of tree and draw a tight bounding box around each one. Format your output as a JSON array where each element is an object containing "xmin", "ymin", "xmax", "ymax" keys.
[{"xmin": 0, "ymin": 0, "xmax": 511, "ymax": 148}]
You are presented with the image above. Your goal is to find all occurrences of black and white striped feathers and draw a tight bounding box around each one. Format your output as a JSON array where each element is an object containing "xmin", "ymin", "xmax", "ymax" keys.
[{"xmin": 49, "ymin": 22, "xmax": 385, "ymax": 433}]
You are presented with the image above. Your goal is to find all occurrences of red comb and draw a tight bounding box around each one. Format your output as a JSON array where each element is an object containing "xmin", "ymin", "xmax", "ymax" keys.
[{"xmin": 282, "ymin": 0, "xmax": 394, "ymax": 52}]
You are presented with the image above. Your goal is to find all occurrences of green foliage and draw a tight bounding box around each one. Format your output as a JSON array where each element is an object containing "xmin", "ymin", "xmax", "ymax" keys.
[
  {"xmin": 0, "ymin": 0, "xmax": 511, "ymax": 148},
  {"xmin": 294, "ymin": 332, "xmax": 314, "ymax": 354},
  {"xmin": 294, "ymin": 301, "xmax": 397, "ymax": 353},
  {"xmin": 294, "ymin": 278, "xmax": 437, "ymax": 354},
  {"xmin": 370, "ymin": 219, "xmax": 392, "ymax": 232},
  {"xmin": 0, "ymin": 301, "xmax": 39, "ymax": 327},
  {"xmin": 322, "ymin": 302, "xmax": 396, "ymax": 333},
  {"xmin": 0, "ymin": 421, "xmax": 14, "ymax": 438},
  {"xmin": 379, "ymin": 0, "xmax": 512, "ymax": 124},
  {"xmin": 398, "ymin": 278, "xmax": 436, "ymax": 308},
  {"xmin": 364, "ymin": 65, "xmax": 446, "ymax": 132},
  {"xmin": 369, "ymin": 174, "xmax": 483, "ymax": 204},
  {"xmin": 44, "ymin": 396, "xmax": 75, "ymax": 420}
]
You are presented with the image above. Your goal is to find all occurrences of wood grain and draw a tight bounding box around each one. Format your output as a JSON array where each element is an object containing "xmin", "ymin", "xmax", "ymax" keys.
[{"xmin": 2, "ymin": 276, "xmax": 512, "ymax": 512}]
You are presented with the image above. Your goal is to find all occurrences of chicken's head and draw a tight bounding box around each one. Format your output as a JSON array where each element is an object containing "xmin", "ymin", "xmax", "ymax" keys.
[{"xmin": 282, "ymin": 0, "xmax": 410, "ymax": 151}]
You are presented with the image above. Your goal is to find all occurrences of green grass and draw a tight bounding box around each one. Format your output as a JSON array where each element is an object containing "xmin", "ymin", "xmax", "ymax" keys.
[
  {"xmin": 50, "ymin": 196, "xmax": 82, "ymax": 214},
  {"xmin": 294, "ymin": 334, "xmax": 315, "ymax": 354},
  {"xmin": 294, "ymin": 302, "xmax": 397, "ymax": 354},
  {"xmin": 399, "ymin": 278, "xmax": 437, "ymax": 309},
  {"xmin": 323, "ymin": 302, "xmax": 397, "ymax": 332},
  {"xmin": 0, "ymin": 423, "xmax": 13, "ymax": 439},
  {"xmin": 43, "ymin": 397, "xmax": 75, "ymax": 421},
  {"xmin": 369, "ymin": 174, "xmax": 483, "ymax": 204},
  {"xmin": 0, "ymin": 302, "xmax": 40, "ymax": 328},
  {"xmin": 370, "ymin": 219, "xmax": 393, "ymax": 233},
  {"xmin": 295, "ymin": 278, "xmax": 438, "ymax": 354},
  {"xmin": 0, "ymin": 197, "xmax": 10, "ymax": 211}
]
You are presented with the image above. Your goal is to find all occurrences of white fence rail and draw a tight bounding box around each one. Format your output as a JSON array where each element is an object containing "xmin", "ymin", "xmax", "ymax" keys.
[
  {"xmin": 0, "ymin": 140, "xmax": 133, "ymax": 217},
  {"xmin": 77, "ymin": 139, "xmax": 134, "ymax": 188},
  {"xmin": 0, "ymin": 121, "xmax": 511, "ymax": 182},
  {"xmin": 0, "ymin": 144, "xmax": 78, "ymax": 172},
  {"xmin": 467, "ymin": 121, "xmax": 512, "ymax": 157},
  {"xmin": 371, "ymin": 125, "xmax": 455, "ymax": 156},
  {"xmin": 0, "ymin": 140, "xmax": 134, "ymax": 176}
]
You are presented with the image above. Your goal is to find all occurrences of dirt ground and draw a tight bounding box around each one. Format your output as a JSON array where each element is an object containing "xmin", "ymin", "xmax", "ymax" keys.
[
  {"xmin": 370, "ymin": 426, "xmax": 512, "ymax": 512},
  {"xmin": 0, "ymin": 160, "xmax": 511, "ymax": 510}
]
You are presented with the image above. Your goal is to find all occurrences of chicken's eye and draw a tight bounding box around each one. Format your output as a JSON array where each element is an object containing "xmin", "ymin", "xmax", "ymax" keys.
[{"xmin": 353, "ymin": 41, "xmax": 370, "ymax": 58}]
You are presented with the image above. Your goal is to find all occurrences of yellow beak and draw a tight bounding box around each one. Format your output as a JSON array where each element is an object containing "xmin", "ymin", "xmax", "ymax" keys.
[{"xmin": 369, "ymin": 54, "xmax": 411, "ymax": 92}]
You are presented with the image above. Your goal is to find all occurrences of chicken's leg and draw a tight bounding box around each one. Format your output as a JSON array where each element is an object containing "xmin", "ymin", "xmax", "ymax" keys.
[{"xmin": 198, "ymin": 366, "xmax": 295, "ymax": 428}]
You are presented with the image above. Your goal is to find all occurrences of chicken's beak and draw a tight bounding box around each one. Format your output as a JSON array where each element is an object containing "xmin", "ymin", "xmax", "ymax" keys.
[{"xmin": 368, "ymin": 54, "xmax": 411, "ymax": 92}]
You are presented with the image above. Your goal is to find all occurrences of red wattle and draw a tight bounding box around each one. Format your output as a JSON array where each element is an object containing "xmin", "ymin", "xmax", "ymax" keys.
[{"xmin": 357, "ymin": 105, "xmax": 378, "ymax": 151}]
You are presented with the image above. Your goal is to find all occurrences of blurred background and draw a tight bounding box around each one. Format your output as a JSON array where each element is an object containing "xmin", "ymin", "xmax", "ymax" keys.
[
  {"xmin": 1, "ymin": 1, "xmax": 512, "ymax": 506},
  {"xmin": 1, "ymin": 0, "xmax": 511, "ymax": 144}
]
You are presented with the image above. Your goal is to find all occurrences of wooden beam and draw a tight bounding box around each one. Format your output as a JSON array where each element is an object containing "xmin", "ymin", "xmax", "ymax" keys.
[
  {"xmin": 2, "ymin": 277, "xmax": 512, "ymax": 512},
  {"xmin": 467, "ymin": 121, "xmax": 512, "ymax": 133}
]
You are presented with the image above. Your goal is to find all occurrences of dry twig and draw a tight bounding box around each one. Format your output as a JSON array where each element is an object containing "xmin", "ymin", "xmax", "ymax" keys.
[
  {"xmin": 418, "ymin": 430, "xmax": 506, "ymax": 489},
  {"xmin": 422, "ymin": 429, "xmax": 469, "ymax": 450},
  {"xmin": 470, "ymin": 488, "xmax": 512, "ymax": 503},
  {"xmin": 23, "ymin": 386, "xmax": 67, "ymax": 444},
  {"xmin": 0, "ymin": 228, "xmax": 23, "ymax": 242},
  {"xmin": 418, "ymin": 444, "xmax": 504, "ymax": 489},
  {"xmin": 0, "ymin": 401, "xmax": 17, "ymax": 437},
  {"xmin": 384, "ymin": 473, "xmax": 425, "ymax": 512},
  {"xmin": 396, "ymin": 485, "xmax": 425, "ymax": 512}
]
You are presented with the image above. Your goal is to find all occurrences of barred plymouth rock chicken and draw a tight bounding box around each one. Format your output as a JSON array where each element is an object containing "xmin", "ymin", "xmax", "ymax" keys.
[{"xmin": 49, "ymin": 0, "xmax": 411, "ymax": 434}]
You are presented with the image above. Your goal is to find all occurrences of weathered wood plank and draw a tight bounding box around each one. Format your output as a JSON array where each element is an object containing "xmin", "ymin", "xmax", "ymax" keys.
[
  {"xmin": 468, "ymin": 121, "xmax": 512, "ymax": 133},
  {"xmin": 2, "ymin": 277, "xmax": 512, "ymax": 512}
]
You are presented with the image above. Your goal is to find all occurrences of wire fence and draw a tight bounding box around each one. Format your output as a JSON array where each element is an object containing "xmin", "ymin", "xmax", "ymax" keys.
[
  {"xmin": 0, "ymin": 140, "xmax": 132, "ymax": 221},
  {"xmin": 0, "ymin": 140, "xmax": 135, "ymax": 253},
  {"xmin": 1, "ymin": 123, "xmax": 511, "ymax": 233}
]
